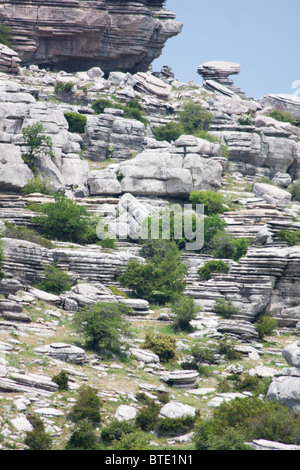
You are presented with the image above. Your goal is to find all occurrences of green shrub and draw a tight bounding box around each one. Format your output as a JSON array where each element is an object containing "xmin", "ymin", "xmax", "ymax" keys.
[
  {"xmin": 153, "ymin": 121, "xmax": 185, "ymax": 143},
  {"xmin": 54, "ymin": 81, "xmax": 75, "ymax": 95},
  {"xmin": 155, "ymin": 416, "xmax": 196, "ymax": 437},
  {"xmin": 68, "ymin": 385, "xmax": 102, "ymax": 425},
  {"xmin": 32, "ymin": 192, "xmax": 98, "ymax": 244},
  {"xmin": 3, "ymin": 222, "xmax": 53, "ymax": 248},
  {"xmin": 209, "ymin": 232, "xmax": 252, "ymax": 261},
  {"xmin": 267, "ymin": 110, "xmax": 296, "ymax": 125},
  {"xmin": 112, "ymin": 430, "xmax": 151, "ymax": 451},
  {"xmin": 65, "ymin": 420, "xmax": 99, "ymax": 450},
  {"xmin": 24, "ymin": 415, "xmax": 52, "ymax": 450},
  {"xmin": 120, "ymin": 240, "xmax": 187, "ymax": 305},
  {"xmin": 143, "ymin": 332, "xmax": 177, "ymax": 363},
  {"xmin": 178, "ymin": 102, "xmax": 214, "ymax": 133},
  {"xmin": 189, "ymin": 190, "xmax": 225, "ymax": 216},
  {"xmin": 135, "ymin": 401, "xmax": 161, "ymax": 432},
  {"xmin": 92, "ymin": 98, "xmax": 122, "ymax": 114},
  {"xmin": 34, "ymin": 263, "xmax": 72, "ymax": 295},
  {"xmin": 73, "ymin": 302, "xmax": 133, "ymax": 354},
  {"xmin": 0, "ymin": 24, "xmax": 12, "ymax": 47},
  {"xmin": 97, "ymin": 237, "xmax": 117, "ymax": 249},
  {"xmin": 170, "ymin": 294, "xmax": 200, "ymax": 332},
  {"xmin": 100, "ymin": 420, "xmax": 136, "ymax": 444},
  {"xmin": 189, "ymin": 343, "xmax": 216, "ymax": 365},
  {"xmin": 194, "ymin": 397, "xmax": 300, "ymax": 449},
  {"xmin": 289, "ymin": 180, "xmax": 300, "ymax": 201},
  {"xmin": 237, "ymin": 113, "xmax": 253, "ymax": 126},
  {"xmin": 277, "ymin": 228, "xmax": 300, "ymax": 246},
  {"xmin": 21, "ymin": 175, "xmax": 54, "ymax": 196},
  {"xmin": 214, "ymin": 298, "xmax": 240, "ymax": 318},
  {"xmin": 123, "ymin": 99, "xmax": 149, "ymax": 126},
  {"xmin": 198, "ymin": 260, "xmax": 230, "ymax": 281},
  {"xmin": 217, "ymin": 337, "xmax": 242, "ymax": 361},
  {"xmin": 64, "ymin": 112, "xmax": 87, "ymax": 134},
  {"xmin": 254, "ymin": 314, "xmax": 278, "ymax": 340},
  {"xmin": 52, "ymin": 370, "xmax": 69, "ymax": 391},
  {"xmin": 22, "ymin": 123, "xmax": 54, "ymax": 174},
  {"xmin": 203, "ymin": 214, "xmax": 227, "ymax": 246}
]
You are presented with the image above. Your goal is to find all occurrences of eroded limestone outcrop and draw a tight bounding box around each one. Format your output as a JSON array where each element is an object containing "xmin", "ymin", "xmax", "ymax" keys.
[{"xmin": 0, "ymin": 0, "xmax": 182, "ymax": 73}]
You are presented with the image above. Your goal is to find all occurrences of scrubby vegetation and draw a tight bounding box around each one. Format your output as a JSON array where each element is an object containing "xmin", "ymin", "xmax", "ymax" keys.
[
  {"xmin": 64, "ymin": 112, "xmax": 87, "ymax": 134},
  {"xmin": 22, "ymin": 123, "xmax": 54, "ymax": 174},
  {"xmin": 31, "ymin": 192, "xmax": 99, "ymax": 244},
  {"xmin": 120, "ymin": 240, "xmax": 187, "ymax": 305},
  {"xmin": 74, "ymin": 302, "xmax": 133, "ymax": 355}
]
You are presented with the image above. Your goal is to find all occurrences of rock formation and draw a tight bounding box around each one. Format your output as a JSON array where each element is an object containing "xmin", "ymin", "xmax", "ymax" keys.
[
  {"xmin": 266, "ymin": 341, "xmax": 300, "ymax": 412},
  {"xmin": 0, "ymin": 0, "xmax": 182, "ymax": 73}
]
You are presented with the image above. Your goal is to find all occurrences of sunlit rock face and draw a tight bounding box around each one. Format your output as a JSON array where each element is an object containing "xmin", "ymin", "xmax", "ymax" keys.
[{"xmin": 0, "ymin": 0, "xmax": 182, "ymax": 74}]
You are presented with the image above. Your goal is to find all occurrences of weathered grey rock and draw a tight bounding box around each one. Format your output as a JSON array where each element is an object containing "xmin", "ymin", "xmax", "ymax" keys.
[
  {"xmin": 260, "ymin": 94, "xmax": 300, "ymax": 120},
  {"xmin": 162, "ymin": 370, "xmax": 199, "ymax": 389},
  {"xmin": 159, "ymin": 401, "xmax": 195, "ymax": 419},
  {"xmin": 272, "ymin": 172, "xmax": 292, "ymax": 188},
  {"xmin": 34, "ymin": 342, "xmax": 88, "ymax": 364},
  {"xmin": 87, "ymin": 169, "xmax": 122, "ymax": 195},
  {"xmin": 282, "ymin": 341, "xmax": 300, "ymax": 367},
  {"xmin": 253, "ymin": 183, "xmax": 291, "ymax": 210},
  {"xmin": 114, "ymin": 404, "xmax": 137, "ymax": 422},
  {"xmin": 129, "ymin": 348, "xmax": 160, "ymax": 364},
  {"xmin": 11, "ymin": 415, "xmax": 33, "ymax": 432},
  {"xmin": 118, "ymin": 141, "xmax": 223, "ymax": 197},
  {"xmin": 0, "ymin": 44, "xmax": 21, "ymax": 74},
  {"xmin": 134, "ymin": 72, "xmax": 172, "ymax": 98},
  {"xmin": 251, "ymin": 439, "xmax": 300, "ymax": 451},
  {"xmin": 0, "ymin": 143, "xmax": 33, "ymax": 191}
]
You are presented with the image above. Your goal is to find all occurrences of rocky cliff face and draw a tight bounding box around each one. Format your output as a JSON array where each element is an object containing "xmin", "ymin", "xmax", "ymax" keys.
[{"xmin": 0, "ymin": 0, "xmax": 182, "ymax": 73}]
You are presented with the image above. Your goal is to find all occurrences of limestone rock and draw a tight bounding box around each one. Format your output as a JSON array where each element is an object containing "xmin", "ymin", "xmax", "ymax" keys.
[
  {"xmin": 114, "ymin": 404, "xmax": 137, "ymax": 422},
  {"xmin": 129, "ymin": 348, "xmax": 160, "ymax": 364},
  {"xmin": 0, "ymin": 44, "xmax": 21, "ymax": 74},
  {"xmin": 159, "ymin": 401, "xmax": 196, "ymax": 419},
  {"xmin": 282, "ymin": 341, "xmax": 300, "ymax": 367},
  {"xmin": 253, "ymin": 183, "xmax": 291, "ymax": 210},
  {"xmin": 34, "ymin": 342, "xmax": 88, "ymax": 364},
  {"xmin": 0, "ymin": 0, "xmax": 182, "ymax": 74},
  {"xmin": 260, "ymin": 94, "xmax": 300, "ymax": 120},
  {"xmin": 162, "ymin": 370, "xmax": 199, "ymax": 389}
]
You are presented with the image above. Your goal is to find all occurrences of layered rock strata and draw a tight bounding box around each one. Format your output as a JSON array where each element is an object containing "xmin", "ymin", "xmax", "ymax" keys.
[{"xmin": 0, "ymin": 0, "xmax": 182, "ymax": 73}]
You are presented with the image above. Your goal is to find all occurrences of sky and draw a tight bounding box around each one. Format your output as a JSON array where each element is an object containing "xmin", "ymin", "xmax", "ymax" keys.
[{"xmin": 152, "ymin": 0, "xmax": 300, "ymax": 100}]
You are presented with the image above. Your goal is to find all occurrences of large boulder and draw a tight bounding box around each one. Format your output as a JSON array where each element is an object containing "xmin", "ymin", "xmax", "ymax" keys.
[{"xmin": 253, "ymin": 183, "xmax": 291, "ymax": 210}]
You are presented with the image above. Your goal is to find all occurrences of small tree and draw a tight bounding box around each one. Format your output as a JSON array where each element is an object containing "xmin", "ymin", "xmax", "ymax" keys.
[
  {"xmin": 22, "ymin": 123, "xmax": 54, "ymax": 174},
  {"xmin": 52, "ymin": 370, "xmax": 69, "ymax": 391},
  {"xmin": 214, "ymin": 298, "xmax": 240, "ymax": 318},
  {"xmin": 74, "ymin": 302, "xmax": 133, "ymax": 354},
  {"xmin": 143, "ymin": 332, "xmax": 177, "ymax": 363},
  {"xmin": 189, "ymin": 190, "xmax": 225, "ymax": 216},
  {"xmin": 34, "ymin": 263, "xmax": 72, "ymax": 295},
  {"xmin": 254, "ymin": 314, "xmax": 278, "ymax": 340},
  {"xmin": 24, "ymin": 414, "xmax": 52, "ymax": 450},
  {"xmin": 65, "ymin": 420, "xmax": 99, "ymax": 450},
  {"xmin": 178, "ymin": 102, "xmax": 214, "ymax": 133},
  {"xmin": 0, "ymin": 24, "xmax": 12, "ymax": 47},
  {"xmin": 68, "ymin": 385, "xmax": 102, "ymax": 425},
  {"xmin": 64, "ymin": 112, "xmax": 87, "ymax": 134},
  {"xmin": 170, "ymin": 294, "xmax": 200, "ymax": 332},
  {"xmin": 120, "ymin": 240, "xmax": 186, "ymax": 305},
  {"xmin": 198, "ymin": 260, "xmax": 230, "ymax": 281},
  {"xmin": 32, "ymin": 192, "xmax": 98, "ymax": 244}
]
